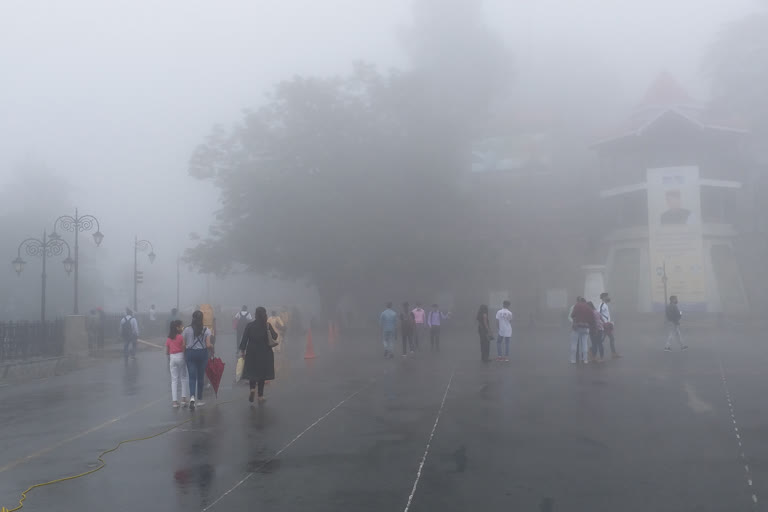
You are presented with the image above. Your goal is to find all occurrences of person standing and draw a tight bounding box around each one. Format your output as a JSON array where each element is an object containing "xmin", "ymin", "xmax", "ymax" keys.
[
  {"xmin": 665, "ymin": 295, "xmax": 688, "ymax": 352},
  {"xmin": 570, "ymin": 298, "xmax": 593, "ymax": 365},
  {"xmin": 166, "ymin": 320, "xmax": 189, "ymax": 408},
  {"xmin": 495, "ymin": 300, "xmax": 513, "ymax": 362},
  {"xmin": 234, "ymin": 306, "xmax": 253, "ymax": 351},
  {"xmin": 411, "ymin": 303, "xmax": 427, "ymax": 351},
  {"xmin": 240, "ymin": 307, "xmax": 278, "ymax": 403},
  {"xmin": 268, "ymin": 310, "xmax": 286, "ymax": 353},
  {"xmin": 400, "ymin": 302, "xmax": 415, "ymax": 356},
  {"xmin": 476, "ymin": 304, "xmax": 491, "ymax": 362},
  {"xmin": 588, "ymin": 301, "xmax": 605, "ymax": 362},
  {"xmin": 119, "ymin": 308, "xmax": 139, "ymax": 361},
  {"xmin": 379, "ymin": 302, "xmax": 398, "ymax": 359},
  {"xmin": 184, "ymin": 310, "xmax": 213, "ymax": 410},
  {"xmin": 599, "ymin": 292, "xmax": 620, "ymax": 358},
  {"xmin": 427, "ymin": 304, "xmax": 449, "ymax": 352}
]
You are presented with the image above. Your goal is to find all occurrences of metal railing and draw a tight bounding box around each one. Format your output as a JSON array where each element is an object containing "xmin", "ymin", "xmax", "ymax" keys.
[{"xmin": 0, "ymin": 320, "xmax": 64, "ymax": 363}]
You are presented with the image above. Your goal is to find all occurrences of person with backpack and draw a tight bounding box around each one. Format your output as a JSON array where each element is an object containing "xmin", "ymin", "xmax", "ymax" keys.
[
  {"xmin": 665, "ymin": 295, "xmax": 688, "ymax": 352},
  {"xmin": 183, "ymin": 310, "xmax": 214, "ymax": 409},
  {"xmin": 234, "ymin": 306, "xmax": 253, "ymax": 350},
  {"xmin": 119, "ymin": 308, "xmax": 139, "ymax": 361},
  {"xmin": 427, "ymin": 304, "xmax": 449, "ymax": 352}
]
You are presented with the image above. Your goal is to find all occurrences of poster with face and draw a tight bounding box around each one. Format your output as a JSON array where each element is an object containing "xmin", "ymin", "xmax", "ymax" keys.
[{"xmin": 647, "ymin": 167, "xmax": 707, "ymax": 311}]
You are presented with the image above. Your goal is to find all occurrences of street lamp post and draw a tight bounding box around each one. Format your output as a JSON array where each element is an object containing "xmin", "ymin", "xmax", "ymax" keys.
[
  {"xmin": 13, "ymin": 230, "xmax": 73, "ymax": 322},
  {"xmin": 51, "ymin": 208, "xmax": 104, "ymax": 315},
  {"xmin": 134, "ymin": 236, "xmax": 156, "ymax": 312}
]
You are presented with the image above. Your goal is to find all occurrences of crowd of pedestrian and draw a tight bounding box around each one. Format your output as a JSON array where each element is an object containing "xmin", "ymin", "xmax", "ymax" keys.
[{"xmin": 379, "ymin": 302, "xmax": 451, "ymax": 358}]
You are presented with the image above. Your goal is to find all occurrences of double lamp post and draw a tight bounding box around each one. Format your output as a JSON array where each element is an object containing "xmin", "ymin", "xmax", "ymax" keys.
[{"xmin": 12, "ymin": 209, "xmax": 160, "ymax": 320}]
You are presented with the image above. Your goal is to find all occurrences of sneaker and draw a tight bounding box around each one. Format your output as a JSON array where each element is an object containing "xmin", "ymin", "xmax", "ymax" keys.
[
  {"xmin": 664, "ymin": 347, "xmax": 672, "ymax": 352},
  {"xmin": 196, "ymin": 401, "xmax": 205, "ymax": 407},
  {"xmin": 570, "ymin": 360, "xmax": 577, "ymax": 364},
  {"xmin": 172, "ymin": 401, "xmax": 180, "ymax": 408},
  {"xmin": 249, "ymin": 391, "xmax": 255, "ymax": 403},
  {"xmin": 189, "ymin": 398, "xmax": 196, "ymax": 410},
  {"xmin": 496, "ymin": 356, "xmax": 503, "ymax": 362},
  {"xmin": 612, "ymin": 353, "xmax": 622, "ymax": 359},
  {"xmin": 402, "ymin": 354, "xmax": 407, "ymax": 357},
  {"xmin": 181, "ymin": 400, "xmax": 189, "ymax": 408},
  {"xmin": 504, "ymin": 358, "xmax": 510, "ymax": 362},
  {"xmin": 681, "ymin": 345, "xmax": 688, "ymax": 350},
  {"xmin": 582, "ymin": 360, "xmax": 589, "ymax": 365}
]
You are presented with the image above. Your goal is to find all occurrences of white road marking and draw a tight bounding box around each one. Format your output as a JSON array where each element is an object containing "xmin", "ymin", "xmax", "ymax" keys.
[
  {"xmin": 717, "ymin": 359, "xmax": 759, "ymax": 508},
  {"xmin": 403, "ymin": 371, "xmax": 454, "ymax": 512},
  {"xmin": 201, "ymin": 378, "xmax": 376, "ymax": 511}
]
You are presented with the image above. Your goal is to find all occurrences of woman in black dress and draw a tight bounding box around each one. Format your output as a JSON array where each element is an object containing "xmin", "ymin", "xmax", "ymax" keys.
[{"xmin": 239, "ymin": 307, "xmax": 278, "ymax": 403}]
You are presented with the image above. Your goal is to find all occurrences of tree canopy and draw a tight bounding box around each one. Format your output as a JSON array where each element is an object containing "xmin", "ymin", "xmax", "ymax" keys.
[{"xmin": 187, "ymin": 2, "xmax": 514, "ymax": 311}]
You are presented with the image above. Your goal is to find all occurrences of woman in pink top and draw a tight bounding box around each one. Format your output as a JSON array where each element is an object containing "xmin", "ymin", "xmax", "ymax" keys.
[{"xmin": 166, "ymin": 320, "xmax": 188, "ymax": 408}]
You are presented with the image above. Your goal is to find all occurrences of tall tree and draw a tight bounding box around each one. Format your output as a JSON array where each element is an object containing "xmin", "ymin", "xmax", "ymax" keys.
[{"xmin": 187, "ymin": 2, "xmax": 513, "ymax": 312}]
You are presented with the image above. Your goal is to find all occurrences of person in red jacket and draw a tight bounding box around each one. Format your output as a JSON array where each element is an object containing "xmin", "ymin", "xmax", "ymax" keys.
[{"xmin": 570, "ymin": 297, "xmax": 593, "ymax": 364}]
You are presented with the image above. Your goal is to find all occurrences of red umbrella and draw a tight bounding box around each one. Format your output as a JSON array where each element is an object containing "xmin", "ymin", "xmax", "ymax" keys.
[{"xmin": 205, "ymin": 357, "xmax": 225, "ymax": 397}]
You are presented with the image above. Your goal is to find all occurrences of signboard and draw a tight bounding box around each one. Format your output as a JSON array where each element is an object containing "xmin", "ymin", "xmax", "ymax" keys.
[{"xmin": 647, "ymin": 167, "xmax": 707, "ymax": 311}]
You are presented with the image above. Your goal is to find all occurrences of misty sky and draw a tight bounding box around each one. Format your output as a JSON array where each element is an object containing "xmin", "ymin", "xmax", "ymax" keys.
[{"xmin": 0, "ymin": 0, "xmax": 762, "ymax": 310}]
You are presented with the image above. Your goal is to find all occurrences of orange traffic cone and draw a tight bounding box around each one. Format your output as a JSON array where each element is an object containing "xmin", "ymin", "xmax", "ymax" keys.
[{"xmin": 304, "ymin": 328, "xmax": 316, "ymax": 359}]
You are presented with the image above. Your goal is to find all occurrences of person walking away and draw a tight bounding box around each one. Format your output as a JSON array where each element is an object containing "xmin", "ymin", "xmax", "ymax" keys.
[
  {"xmin": 476, "ymin": 304, "xmax": 491, "ymax": 362},
  {"xmin": 588, "ymin": 301, "xmax": 605, "ymax": 362},
  {"xmin": 268, "ymin": 310, "xmax": 285, "ymax": 353},
  {"xmin": 184, "ymin": 310, "xmax": 213, "ymax": 409},
  {"xmin": 665, "ymin": 295, "xmax": 688, "ymax": 351},
  {"xmin": 427, "ymin": 304, "xmax": 449, "ymax": 352},
  {"xmin": 234, "ymin": 306, "xmax": 253, "ymax": 351},
  {"xmin": 379, "ymin": 303, "xmax": 398, "ymax": 359},
  {"xmin": 599, "ymin": 292, "xmax": 620, "ymax": 358},
  {"xmin": 400, "ymin": 302, "xmax": 415, "ymax": 356},
  {"xmin": 495, "ymin": 301, "xmax": 513, "ymax": 362},
  {"xmin": 411, "ymin": 303, "xmax": 427, "ymax": 351},
  {"xmin": 570, "ymin": 298, "xmax": 593, "ymax": 364},
  {"xmin": 166, "ymin": 320, "xmax": 188, "ymax": 408},
  {"xmin": 119, "ymin": 308, "xmax": 139, "ymax": 361},
  {"xmin": 240, "ymin": 307, "xmax": 278, "ymax": 403}
]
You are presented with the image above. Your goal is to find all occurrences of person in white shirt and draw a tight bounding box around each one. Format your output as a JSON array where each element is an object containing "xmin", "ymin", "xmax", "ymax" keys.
[
  {"xmin": 495, "ymin": 300, "xmax": 513, "ymax": 362},
  {"xmin": 149, "ymin": 304, "xmax": 157, "ymax": 322},
  {"xmin": 234, "ymin": 306, "xmax": 253, "ymax": 350},
  {"xmin": 599, "ymin": 293, "xmax": 620, "ymax": 358}
]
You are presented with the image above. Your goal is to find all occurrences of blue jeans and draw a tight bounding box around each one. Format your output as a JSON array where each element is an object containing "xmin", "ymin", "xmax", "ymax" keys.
[
  {"xmin": 186, "ymin": 348, "xmax": 209, "ymax": 400},
  {"xmin": 497, "ymin": 335, "xmax": 510, "ymax": 357},
  {"xmin": 382, "ymin": 330, "xmax": 395, "ymax": 353},
  {"xmin": 123, "ymin": 336, "xmax": 137, "ymax": 359}
]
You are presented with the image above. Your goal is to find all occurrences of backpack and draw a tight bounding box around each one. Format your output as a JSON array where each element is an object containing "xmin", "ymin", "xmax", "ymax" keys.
[
  {"xmin": 121, "ymin": 316, "xmax": 134, "ymax": 340},
  {"xmin": 236, "ymin": 312, "xmax": 250, "ymax": 333}
]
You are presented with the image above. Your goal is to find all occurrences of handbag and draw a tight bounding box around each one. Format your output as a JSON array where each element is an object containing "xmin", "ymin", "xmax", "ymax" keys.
[{"xmin": 267, "ymin": 324, "xmax": 279, "ymax": 348}]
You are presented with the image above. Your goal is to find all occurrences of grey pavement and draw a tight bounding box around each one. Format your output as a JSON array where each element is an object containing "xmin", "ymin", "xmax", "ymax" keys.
[{"xmin": 0, "ymin": 324, "xmax": 765, "ymax": 511}]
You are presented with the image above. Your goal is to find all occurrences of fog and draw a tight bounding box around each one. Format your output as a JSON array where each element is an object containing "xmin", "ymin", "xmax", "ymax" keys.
[{"xmin": 1, "ymin": 0, "xmax": 764, "ymax": 320}]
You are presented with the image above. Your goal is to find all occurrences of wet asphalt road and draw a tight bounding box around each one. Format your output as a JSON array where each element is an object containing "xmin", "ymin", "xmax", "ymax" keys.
[{"xmin": 1, "ymin": 324, "xmax": 767, "ymax": 512}]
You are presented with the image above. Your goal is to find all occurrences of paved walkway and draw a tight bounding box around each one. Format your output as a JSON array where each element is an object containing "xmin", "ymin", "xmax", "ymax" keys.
[{"xmin": 1, "ymin": 326, "xmax": 766, "ymax": 511}]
